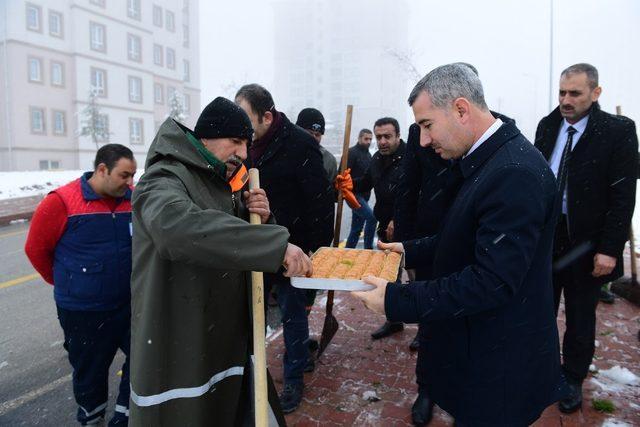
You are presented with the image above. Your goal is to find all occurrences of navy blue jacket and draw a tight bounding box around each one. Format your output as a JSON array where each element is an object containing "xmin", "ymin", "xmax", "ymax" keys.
[
  {"xmin": 53, "ymin": 173, "xmax": 133, "ymax": 311},
  {"xmin": 385, "ymin": 121, "xmax": 565, "ymax": 426}
]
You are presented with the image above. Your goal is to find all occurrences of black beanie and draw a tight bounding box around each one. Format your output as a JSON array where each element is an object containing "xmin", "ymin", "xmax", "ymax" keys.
[
  {"xmin": 193, "ymin": 97, "xmax": 254, "ymax": 141},
  {"xmin": 296, "ymin": 108, "xmax": 325, "ymax": 135}
]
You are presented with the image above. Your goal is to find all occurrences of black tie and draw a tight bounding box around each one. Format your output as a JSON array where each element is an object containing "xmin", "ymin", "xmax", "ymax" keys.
[{"xmin": 557, "ymin": 126, "xmax": 577, "ymax": 198}]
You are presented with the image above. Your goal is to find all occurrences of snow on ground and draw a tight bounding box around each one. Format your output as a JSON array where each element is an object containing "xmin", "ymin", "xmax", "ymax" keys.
[
  {"xmin": 0, "ymin": 170, "xmax": 143, "ymax": 200},
  {"xmin": 599, "ymin": 366, "xmax": 639, "ymax": 386},
  {"xmin": 601, "ymin": 420, "xmax": 633, "ymax": 427}
]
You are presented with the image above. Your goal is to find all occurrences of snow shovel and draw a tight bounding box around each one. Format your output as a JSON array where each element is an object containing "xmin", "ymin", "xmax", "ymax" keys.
[
  {"xmin": 248, "ymin": 168, "xmax": 269, "ymax": 427},
  {"xmin": 318, "ymin": 105, "xmax": 354, "ymax": 358}
]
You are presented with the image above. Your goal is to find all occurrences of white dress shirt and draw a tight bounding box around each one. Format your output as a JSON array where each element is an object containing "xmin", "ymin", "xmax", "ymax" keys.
[
  {"xmin": 549, "ymin": 115, "xmax": 589, "ymax": 214},
  {"xmin": 464, "ymin": 118, "xmax": 503, "ymax": 158}
]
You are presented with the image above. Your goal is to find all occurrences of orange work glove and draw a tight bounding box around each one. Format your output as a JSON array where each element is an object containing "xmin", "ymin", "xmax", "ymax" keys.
[
  {"xmin": 341, "ymin": 188, "xmax": 361, "ymax": 209},
  {"xmin": 334, "ymin": 169, "xmax": 361, "ymax": 209},
  {"xmin": 334, "ymin": 168, "xmax": 354, "ymax": 191}
]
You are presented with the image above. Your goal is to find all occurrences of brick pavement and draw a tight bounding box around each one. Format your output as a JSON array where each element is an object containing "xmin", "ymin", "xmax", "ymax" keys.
[{"xmin": 266, "ymin": 291, "xmax": 640, "ymax": 426}]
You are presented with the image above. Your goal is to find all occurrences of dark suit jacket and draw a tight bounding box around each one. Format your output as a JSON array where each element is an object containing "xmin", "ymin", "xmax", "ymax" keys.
[
  {"xmin": 246, "ymin": 114, "xmax": 334, "ymax": 254},
  {"xmin": 385, "ymin": 121, "xmax": 564, "ymax": 426},
  {"xmin": 535, "ymin": 103, "xmax": 638, "ymax": 283},
  {"xmin": 353, "ymin": 141, "xmax": 406, "ymax": 226}
]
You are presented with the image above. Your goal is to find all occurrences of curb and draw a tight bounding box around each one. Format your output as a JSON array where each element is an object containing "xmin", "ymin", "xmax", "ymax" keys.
[{"xmin": 0, "ymin": 196, "xmax": 43, "ymax": 227}]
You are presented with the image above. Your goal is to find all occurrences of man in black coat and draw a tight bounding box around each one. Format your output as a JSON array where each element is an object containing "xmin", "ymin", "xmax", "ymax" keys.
[
  {"xmin": 354, "ymin": 63, "xmax": 566, "ymax": 426},
  {"xmin": 346, "ymin": 117, "xmax": 407, "ymax": 340},
  {"xmin": 235, "ymin": 84, "xmax": 335, "ymax": 413},
  {"xmin": 534, "ymin": 63, "xmax": 638, "ymax": 413}
]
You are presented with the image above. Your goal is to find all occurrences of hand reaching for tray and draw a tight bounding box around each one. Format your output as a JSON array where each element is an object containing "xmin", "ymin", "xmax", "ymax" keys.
[
  {"xmin": 352, "ymin": 275, "xmax": 388, "ymax": 315},
  {"xmin": 282, "ymin": 243, "xmax": 313, "ymax": 277},
  {"xmin": 377, "ymin": 241, "xmax": 404, "ymax": 254}
]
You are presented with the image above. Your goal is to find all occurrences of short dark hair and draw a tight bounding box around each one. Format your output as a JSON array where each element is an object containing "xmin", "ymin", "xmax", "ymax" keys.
[
  {"xmin": 358, "ymin": 128, "xmax": 372, "ymax": 137},
  {"xmin": 94, "ymin": 144, "xmax": 134, "ymax": 172},
  {"xmin": 235, "ymin": 84, "xmax": 275, "ymax": 120},
  {"xmin": 373, "ymin": 117, "xmax": 400, "ymax": 136},
  {"xmin": 561, "ymin": 63, "xmax": 599, "ymax": 89}
]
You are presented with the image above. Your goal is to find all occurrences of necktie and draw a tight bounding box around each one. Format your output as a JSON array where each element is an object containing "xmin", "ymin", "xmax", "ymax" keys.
[{"xmin": 557, "ymin": 126, "xmax": 577, "ymax": 196}]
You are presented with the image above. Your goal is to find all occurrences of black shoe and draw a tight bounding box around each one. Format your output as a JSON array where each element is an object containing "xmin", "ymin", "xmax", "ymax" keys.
[
  {"xmin": 599, "ymin": 287, "xmax": 615, "ymax": 304},
  {"xmin": 304, "ymin": 356, "xmax": 315, "ymax": 373},
  {"xmin": 308, "ymin": 338, "xmax": 319, "ymax": 353},
  {"xmin": 371, "ymin": 321, "xmax": 403, "ymax": 340},
  {"xmin": 409, "ymin": 334, "xmax": 420, "ymax": 351},
  {"xmin": 279, "ymin": 382, "xmax": 304, "ymax": 414},
  {"xmin": 411, "ymin": 391, "xmax": 434, "ymax": 426},
  {"xmin": 558, "ymin": 381, "xmax": 582, "ymax": 414}
]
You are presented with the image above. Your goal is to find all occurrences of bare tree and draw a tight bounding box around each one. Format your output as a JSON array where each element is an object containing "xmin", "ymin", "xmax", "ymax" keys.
[
  {"xmin": 78, "ymin": 88, "xmax": 110, "ymax": 150},
  {"xmin": 168, "ymin": 90, "xmax": 187, "ymax": 123},
  {"xmin": 385, "ymin": 47, "xmax": 422, "ymax": 82}
]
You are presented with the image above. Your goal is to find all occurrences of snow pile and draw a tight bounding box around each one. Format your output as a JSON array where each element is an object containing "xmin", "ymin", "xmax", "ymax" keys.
[
  {"xmin": 0, "ymin": 170, "xmax": 144, "ymax": 200},
  {"xmin": 599, "ymin": 366, "xmax": 639, "ymax": 386},
  {"xmin": 602, "ymin": 420, "xmax": 632, "ymax": 427},
  {"xmin": 0, "ymin": 170, "xmax": 83, "ymax": 200},
  {"xmin": 362, "ymin": 390, "xmax": 380, "ymax": 402}
]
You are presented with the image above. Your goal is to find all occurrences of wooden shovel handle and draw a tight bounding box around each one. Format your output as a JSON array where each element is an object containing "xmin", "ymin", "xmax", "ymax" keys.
[{"xmin": 248, "ymin": 168, "xmax": 268, "ymax": 427}]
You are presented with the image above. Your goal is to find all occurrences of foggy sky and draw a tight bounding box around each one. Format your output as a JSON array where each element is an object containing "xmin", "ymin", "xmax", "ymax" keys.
[{"xmin": 200, "ymin": 0, "xmax": 640, "ymax": 141}]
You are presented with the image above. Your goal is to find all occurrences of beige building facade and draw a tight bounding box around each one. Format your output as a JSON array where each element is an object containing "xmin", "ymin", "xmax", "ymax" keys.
[{"xmin": 0, "ymin": 0, "xmax": 200, "ymax": 171}]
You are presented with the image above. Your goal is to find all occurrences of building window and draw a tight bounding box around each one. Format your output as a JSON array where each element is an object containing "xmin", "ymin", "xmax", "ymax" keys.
[
  {"xmin": 154, "ymin": 83, "xmax": 164, "ymax": 104},
  {"xmin": 51, "ymin": 61, "xmax": 64, "ymax": 87},
  {"xmin": 49, "ymin": 11, "xmax": 63, "ymax": 38},
  {"xmin": 39, "ymin": 160, "xmax": 60, "ymax": 170},
  {"xmin": 127, "ymin": 34, "xmax": 142, "ymax": 62},
  {"xmin": 183, "ymin": 60, "xmax": 190, "ymax": 82},
  {"xmin": 90, "ymin": 67, "xmax": 108, "ymax": 97},
  {"xmin": 165, "ymin": 10, "xmax": 175, "ymax": 32},
  {"xmin": 167, "ymin": 85, "xmax": 176, "ymax": 101},
  {"xmin": 184, "ymin": 93, "xmax": 191, "ymax": 114},
  {"xmin": 26, "ymin": 3, "xmax": 41, "ymax": 32},
  {"xmin": 153, "ymin": 5, "xmax": 163, "ymax": 27},
  {"xmin": 127, "ymin": 0, "xmax": 141, "ymax": 20},
  {"xmin": 153, "ymin": 44, "xmax": 163, "ymax": 66},
  {"xmin": 90, "ymin": 22, "xmax": 106, "ymax": 52},
  {"xmin": 52, "ymin": 110, "xmax": 66, "ymax": 135},
  {"xmin": 128, "ymin": 76, "xmax": 142, "ymax": 103},
  {"xmin": 129, "ymin": 118, "xmax": 143, "ymax": 144},
  {"xmin": 183, "ymin": 25, "xmax": 189, "ymax": 48},
  {"xmin": 28, "ymin": 57, "xmax": 42, "ymax": 83},
  {"xmin": 95, "ymin": 114, "xmax": 110, "ymax": 142},
  {"xmin": 166, "ymin": 47, "xmax": 175, "ymax": 69},
  {"xmin": 30, "ymin": 107, "xmax": 46, "ymax": 134},
  {"xmin": 90, "ymin": 0, "xmax": 106, "ymax": 7}
]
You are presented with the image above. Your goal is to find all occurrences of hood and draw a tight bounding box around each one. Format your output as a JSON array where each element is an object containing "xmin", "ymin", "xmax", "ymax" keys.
[{"xmin": 144, "ymin": 118, "xmax": 212, "ymax": 172}]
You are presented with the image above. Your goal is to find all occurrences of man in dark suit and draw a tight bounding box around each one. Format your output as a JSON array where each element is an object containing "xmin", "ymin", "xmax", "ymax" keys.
[
  {"xmin": 534, "ymin": 63, "xmax": 638, "ymax": 413},
  {"xmin": 236, "ymin": 84, "xmax": 335, "ymax": 413},
  {"xmin": 354, "ymin": 63, "xmax": 566, "ymax": 426}
]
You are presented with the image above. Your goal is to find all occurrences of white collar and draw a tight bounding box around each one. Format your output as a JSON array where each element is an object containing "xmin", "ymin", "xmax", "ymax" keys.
[
  {"xmin": 464, "ymin": 118, "xmax": 503, "ymax": 158},
  {"xmin": 560, "ymin": 114, "xmax": 589, "ymax": 135}
]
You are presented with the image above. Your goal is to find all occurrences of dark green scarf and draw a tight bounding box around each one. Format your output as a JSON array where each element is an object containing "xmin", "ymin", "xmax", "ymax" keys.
[{"xmin": 186, "ymin": 132, "xmax": 227, "ymax": 179}]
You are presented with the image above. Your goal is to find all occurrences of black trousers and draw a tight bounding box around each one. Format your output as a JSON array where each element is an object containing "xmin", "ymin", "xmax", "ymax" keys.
[
  {"xmin": 57, "ymin": 304, "xmax": 130, "ymax": 426},
  {"xmin": 552, "ymin": 218, "xmax": 602, "ymax": 384}
]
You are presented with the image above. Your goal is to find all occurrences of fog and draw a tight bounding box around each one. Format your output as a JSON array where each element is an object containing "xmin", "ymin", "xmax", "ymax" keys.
[{"xmin": 201, "ymin": 0, "xmax": 640, "ymax": 144}]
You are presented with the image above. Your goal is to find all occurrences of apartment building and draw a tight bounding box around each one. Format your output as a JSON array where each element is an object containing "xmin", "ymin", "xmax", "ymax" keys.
[
  {"xmin": 272, "ymin": 0, "xmax": 409, "ymax": 155},
  {"xmin": 0, "ymin": 0, "xmax": 200, "ymax": 171}
]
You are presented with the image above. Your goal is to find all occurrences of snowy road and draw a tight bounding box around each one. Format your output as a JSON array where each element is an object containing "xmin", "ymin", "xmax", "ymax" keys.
[{"xmin": 0, "ymin": 222, "xmax": 125, "ymax": 426}]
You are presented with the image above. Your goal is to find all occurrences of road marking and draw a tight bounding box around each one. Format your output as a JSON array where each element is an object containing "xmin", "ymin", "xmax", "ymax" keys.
[
  {"xmin": 0, "ymin": 373, "xmax": 72, "ymax": 416},
  {"xmin": 0, "ymin": 229, "xmax": 27, "ymax": 239},
  {"xmin": 0, "ymin": 273, "xmax": 40, "ymax": 290}
]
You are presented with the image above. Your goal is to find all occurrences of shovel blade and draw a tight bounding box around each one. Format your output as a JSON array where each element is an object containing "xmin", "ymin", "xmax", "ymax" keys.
[{"xmin": 317, "ymin": 313, "xmax": 339, "ymax": 358}]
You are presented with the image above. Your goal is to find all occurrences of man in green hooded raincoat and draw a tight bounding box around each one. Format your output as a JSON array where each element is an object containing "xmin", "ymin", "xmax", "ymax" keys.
[{"xmin": 130, "ymin": 97, "xmax": 312, "ymax": 426}]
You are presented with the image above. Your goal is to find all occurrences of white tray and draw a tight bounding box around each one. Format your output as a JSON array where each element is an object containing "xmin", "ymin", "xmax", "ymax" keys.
[{"xmin": 290, "ymin": 277, "xmax": 375, "ymax": 292}]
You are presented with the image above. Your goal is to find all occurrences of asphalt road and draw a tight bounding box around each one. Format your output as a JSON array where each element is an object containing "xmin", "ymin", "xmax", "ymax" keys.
[{"xmin": 0, "ymin": 204, "xmax": 363, "ymax": 426}]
